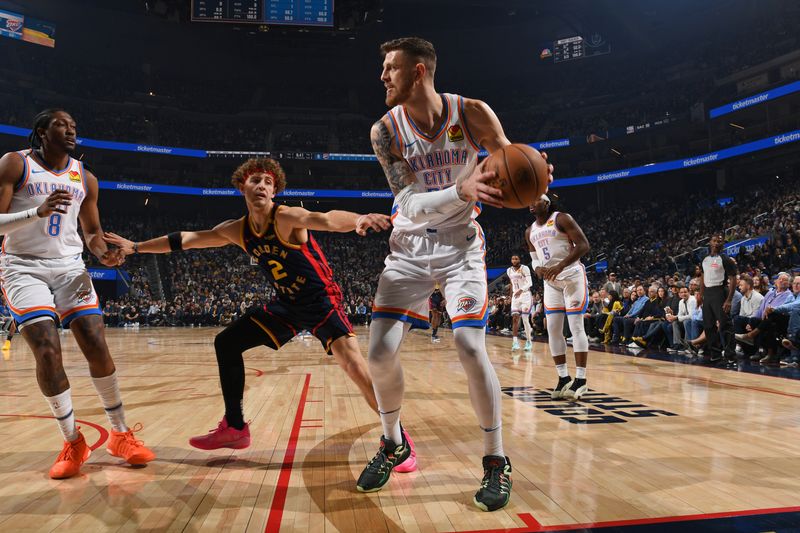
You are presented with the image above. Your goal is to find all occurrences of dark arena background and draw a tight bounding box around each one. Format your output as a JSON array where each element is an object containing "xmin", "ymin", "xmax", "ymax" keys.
[{"xmin": 1, "ymin": 1, "xmax": 799, "ymax": 531}]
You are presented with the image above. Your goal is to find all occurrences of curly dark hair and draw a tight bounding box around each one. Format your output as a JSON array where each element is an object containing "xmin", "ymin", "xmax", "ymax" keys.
[{"xmin": 231, "ymin": 157, "xmax": 287, "ymax": 194}]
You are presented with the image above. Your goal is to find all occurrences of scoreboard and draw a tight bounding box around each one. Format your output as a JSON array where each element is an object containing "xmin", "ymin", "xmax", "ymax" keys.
[
  {"xmin": 551, "ymin": 34, "xmax": 611, "ymax": 63},
  {"xmin": 192, "ymin": 0, "xmax": 334, "ymax": 26},
  {"xmin": 553, "ymin": 36, "xmax": 584, "ymax": 63}
]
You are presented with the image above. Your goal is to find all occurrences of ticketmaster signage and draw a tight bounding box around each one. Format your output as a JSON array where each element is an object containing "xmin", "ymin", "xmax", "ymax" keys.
[
  {"xmin": 98, "ymin": 181, "xmax": 394, "ymax": 198},
  {"xmin": 5, "ymin": 125, "xmax": 800, "ymax": 195},
  {"xmin": 724, "ymin": 236, "xmax": 770, "ymax": 257},
  {"xmin": 709, "ymin": 80, "xmax": 800, "ymax": 119},
  {"xmin": 550, "ymin": 128, "xmax": 800, "ymax": 188}
]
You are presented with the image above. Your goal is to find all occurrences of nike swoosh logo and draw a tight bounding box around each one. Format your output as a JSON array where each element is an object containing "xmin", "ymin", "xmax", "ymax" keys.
[
  {"xmin": 404, "ymin": 140, "xmax": 418, "ymax": 148},
  {"xmin": 31, "ymin": 169, "xmax": 47, "ymax": 174},
  {"xmin": 466, "ymin": 234, "xmax": 476, "ymax": 242}
]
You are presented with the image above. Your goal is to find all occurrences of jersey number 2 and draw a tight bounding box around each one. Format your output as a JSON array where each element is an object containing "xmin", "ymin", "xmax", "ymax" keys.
[
  {"xmin": 47, "ymin": 214, "xmax": 62, "ymax": 237},
  {"xmin": 268, "ymin": 260, "xmax": 288, "ymax": 281}
]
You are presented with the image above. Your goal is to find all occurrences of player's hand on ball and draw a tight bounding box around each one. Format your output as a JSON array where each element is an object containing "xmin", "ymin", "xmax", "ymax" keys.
[
  {"xmin": 355, "ymin": 214, "xmax": 391, "ymax": 236},
  {"xmin": 540, "ymin": 151, "xmax": 555, "ymax": 191},
  {"xmin": 103, "ymin": 232, "xmax": 135, "ymax": 255},
  {"xmin": 457, "ymin": 169, "xmax": 503, "ymax": 208},
  {"xmin": 36, "ymin": 190, "xmax": 72, "ymax": 217}
]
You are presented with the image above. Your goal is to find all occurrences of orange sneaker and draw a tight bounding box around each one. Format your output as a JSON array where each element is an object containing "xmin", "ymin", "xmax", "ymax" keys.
[
  {"xmin": 107, "ymin": 423, "xmax": 155, "ymax": 465},
  {"xmin": 49, "ymin": 430, "xmax": 91, "ymax": 479}
]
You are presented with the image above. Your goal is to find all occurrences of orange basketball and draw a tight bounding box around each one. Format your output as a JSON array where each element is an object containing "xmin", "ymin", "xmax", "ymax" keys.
[{"xmin": 480, "ymin": 144, "xmax": 549, "ymax": 208}]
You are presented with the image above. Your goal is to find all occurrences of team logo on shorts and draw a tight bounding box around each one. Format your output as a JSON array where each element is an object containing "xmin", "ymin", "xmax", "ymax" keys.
[
  {"xmin": 447, "ymin": 124, "xmax": 465, "ymax": 142},
  {"xmin": 76, "ymin": 288, "xmax": 93, "ymax": 304},
  {"xmin": 68, "ymin": 170, "xmax": 81, "ymax": 182},
  {"xmin": 5, "ymin": 19, "xmax": 22, "ymax": 33},
  {"xmin": 456, "ymin": 296, "xmax": 477, "ymax": 313}
]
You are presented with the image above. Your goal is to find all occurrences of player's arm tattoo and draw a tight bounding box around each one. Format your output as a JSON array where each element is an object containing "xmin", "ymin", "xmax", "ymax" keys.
[{"xmin": 371, "ymin": 120, "xmax": 415, "ymax": 196}]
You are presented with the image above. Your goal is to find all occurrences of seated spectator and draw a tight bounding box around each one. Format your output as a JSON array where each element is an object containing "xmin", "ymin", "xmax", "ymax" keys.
[
  {"xmin": 735, "ymin": 272, "xmax": 794, "ymax": 362},
  {"xmin": 736, "ymin": 274, "xmax": 800, "ymax": 364},
  {"xmin": 585, "ymin": 291, "xmax": 604, "ymax": 341}
]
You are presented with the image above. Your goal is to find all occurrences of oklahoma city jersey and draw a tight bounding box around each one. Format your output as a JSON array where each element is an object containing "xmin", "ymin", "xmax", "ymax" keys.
[
  {"xmin": 529, "ymin": 211, "xmax": 582, "ymax": 280},
  {"xmin": 387, "ymin": 93, "xmax": 481, "ymax": 232},
  {"xmin": 3, "ymin": 150, "xmax": 87, "ymax": 258},
  {"xmin": 506, "ymin": 265, "xmax": 532, "ymax": 293}
]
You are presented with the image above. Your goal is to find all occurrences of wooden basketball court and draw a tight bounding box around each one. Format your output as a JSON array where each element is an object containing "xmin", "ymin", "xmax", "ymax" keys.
[{"xmin": 0, "ymin": 327, "xmax": 798, "ymax": 532}]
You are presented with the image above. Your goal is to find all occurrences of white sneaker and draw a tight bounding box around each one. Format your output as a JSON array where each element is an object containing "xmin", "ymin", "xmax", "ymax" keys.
[
  {"xmin": 627, "ymin": 342, "xmax": 639, "ymax": 348},
  {"xmin": 511, "ymin": 339, "xmax": 520, "ymax": 351}
]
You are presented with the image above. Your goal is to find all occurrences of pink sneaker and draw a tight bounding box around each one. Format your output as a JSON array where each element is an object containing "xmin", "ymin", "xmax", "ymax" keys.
[
  {"xmin": 189, "ymin": 417, "xmax": 251, "ymax": 450},
  {"xmin": 394, "ymin": 427, "xmax": 417, "ymax": 473}
]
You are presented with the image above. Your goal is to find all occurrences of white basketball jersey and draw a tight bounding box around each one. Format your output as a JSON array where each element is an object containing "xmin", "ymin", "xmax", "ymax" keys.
[
  {"xmin": 388, "ymin": 93, "xmax": 481, "ymax": 232},
  {"xmin": 506, "ymin": 265, "xmax": 532, "ymax": 292},
  {"xmin": 528, "ymin": 211, "xmax": 582, "ymax": 279},
  {"xmin": 2, "ymin": 150, "xmax": 87, "ymax": 258}
]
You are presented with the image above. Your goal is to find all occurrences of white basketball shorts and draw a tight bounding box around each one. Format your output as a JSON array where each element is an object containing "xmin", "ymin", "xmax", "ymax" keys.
[
  {"xmin": 0, "ymin": 253, "xmax": 102, "ymax": 329},
  {"xmin": 543, "ymin": 264, "xmax": 589, "ymax": 316},
  {"xmin": 372, "ymin": 223, "xmax": 488, "ymax": 330},
  {"xmin": 510, "ymin": 291, "xmax": 533, "ymax": 315}
]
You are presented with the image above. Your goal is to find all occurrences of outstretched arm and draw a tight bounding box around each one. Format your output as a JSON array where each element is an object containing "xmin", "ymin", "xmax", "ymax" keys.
[
  {"xmin": 276, "ymin": 205, "xmax": 390, "ymax": 236},
  {"xmin": 104, "ymin": 218, "xmax": 240, "ymax": 255}
]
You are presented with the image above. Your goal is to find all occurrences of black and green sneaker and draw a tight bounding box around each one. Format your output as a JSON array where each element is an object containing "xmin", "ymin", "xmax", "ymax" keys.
[
  {"xmin": 356, "ymin": 435, "xmax": 410, "ymax": 493},
  {"xmin": 551, "ymin": 375, "xmax": 573, "ymax": 400},
  {"xmin": 474, "ymin": 455, "xmax": 512, "ymax": 512}
]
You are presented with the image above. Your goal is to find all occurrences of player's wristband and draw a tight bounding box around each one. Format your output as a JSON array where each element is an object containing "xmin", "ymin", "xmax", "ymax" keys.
[{"xmin": 133, "ymin": 242, "xmax": 139, "ymax": 254}]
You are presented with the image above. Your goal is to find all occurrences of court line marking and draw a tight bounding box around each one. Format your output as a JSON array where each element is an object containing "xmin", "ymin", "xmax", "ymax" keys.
[
  {"xmin": 0, "ymin": 414, "xmax": 110, "ymax": 450},
  {"xmin": 447, "ymin": 505, "xmax": 800, "ymax": 532},
  {"xmin": 264, "ymin": 373, "xmax": 311, "ymax": 533}
]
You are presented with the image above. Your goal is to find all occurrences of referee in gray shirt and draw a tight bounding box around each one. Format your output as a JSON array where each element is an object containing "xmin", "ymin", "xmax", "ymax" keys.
[{"xmin": 696, "ymin": 233, "xmax": 738, "ymax": 362}]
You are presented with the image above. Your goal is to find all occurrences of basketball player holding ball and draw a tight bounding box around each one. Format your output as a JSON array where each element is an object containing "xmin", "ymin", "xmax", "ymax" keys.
[
  {"xmin": 357, "ymin": 37, "xmax": 552, "ymax": 511},
  {"xmin": 526, "ymin": 195, "xmax": 591, "ymax": 401}
]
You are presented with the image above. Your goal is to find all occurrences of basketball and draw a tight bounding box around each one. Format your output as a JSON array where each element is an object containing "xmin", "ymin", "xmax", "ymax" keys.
[{"xmin": 480, "ymin": 144, "xmax": 549, "ymax": 208}]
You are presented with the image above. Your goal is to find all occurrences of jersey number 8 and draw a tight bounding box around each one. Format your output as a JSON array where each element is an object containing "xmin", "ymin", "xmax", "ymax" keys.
[{"xmin": 47, "ymin": 214, "xmax": 62, "ymax": 237}]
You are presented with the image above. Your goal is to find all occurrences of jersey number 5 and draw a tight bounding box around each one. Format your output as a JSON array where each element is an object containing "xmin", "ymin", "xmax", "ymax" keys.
[
  {"xmin": 541, "ymin": 246, "xmax": 551, "ymax": 260},
  {"xmin": 267, "ymin": 260, "xmax": 288, "ymax": 281}
]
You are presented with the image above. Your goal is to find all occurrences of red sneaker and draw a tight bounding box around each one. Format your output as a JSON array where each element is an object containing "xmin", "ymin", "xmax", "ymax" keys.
[
  {"xmin": 394, "ymin": 427, "xmax": 417, "ymax": 473},
  {"xmin": 189, "ymin": 417, "xmax": 250, "ymax": 450},
  {"xmin": 49, "ymin": 430, "xmax": 91, "ymax": 479},
  {"xmin": 107, "ymin": 423, "xmax": 156, "ymax": 465}
]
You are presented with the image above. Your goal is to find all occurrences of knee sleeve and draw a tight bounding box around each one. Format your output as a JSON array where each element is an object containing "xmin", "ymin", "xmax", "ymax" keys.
[
  {"xmin": 367, "ymin": 318, "xmax": 408, "ymax": 413},
  {"xmin": 546, "ymin": 313, "xmax": 567, "ymax": 356},
  {"xmin": 453, "ymin": 326, "xmax": 502, "ymax": 431},
  {"xmin": 567, "ymin": 313, "xmax": 589, "ymax": 352}
]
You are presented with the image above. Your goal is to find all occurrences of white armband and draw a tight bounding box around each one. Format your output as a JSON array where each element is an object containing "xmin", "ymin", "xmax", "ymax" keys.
[
  {"xmin": 394, "ymin": 184, "xmax": 466, "ymax": 222},
  {"xmin": 530, "ymin": 252, "xmax": 541, "ymax": 269},
  {"xmin": 0, "ymin": 207, "xmax": 40, "ymax": 235}
]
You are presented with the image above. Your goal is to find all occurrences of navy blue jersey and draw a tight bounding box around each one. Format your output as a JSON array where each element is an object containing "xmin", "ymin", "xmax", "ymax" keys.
[{"xmin": 241, "ymin": 204, "xmax": 343, "ymax": 306}]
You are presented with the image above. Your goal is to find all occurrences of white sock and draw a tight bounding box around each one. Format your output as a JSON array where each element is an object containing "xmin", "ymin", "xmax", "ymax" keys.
[
  {"xmin": 453, "ymin": 327, "xmax": 504, "ymax": 457},
  {"xmin": 368, "ymin": 319, "xmax": 408, "ymax": 445},
  {"xmin": 513, "ymin": 336, "xmax": 519, "ymax": 341},
  {"xmin": 92, "ymin": 372, "xmax": 128, "ymax": 432},
  {"xmin": 45, "ymin": 389, "xmax": 79, "ymax": 442},
  {"xmin": 556, "ymin": 363, "xmax": 569, "ymax": 378},
  {"xmin": 522, "ymin": 316, "xmax": 533, "ymax": 341},
  {"xmin": 379, "ymin": 407, "xmax": 403, "ymax": 444},
  {"xmin": 576, "ymin": 367, "xmax": 586, "ymax": 379},
  {"xmin": 483, "ymin": 424, "xmax": 504, "ymax": 457}
]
